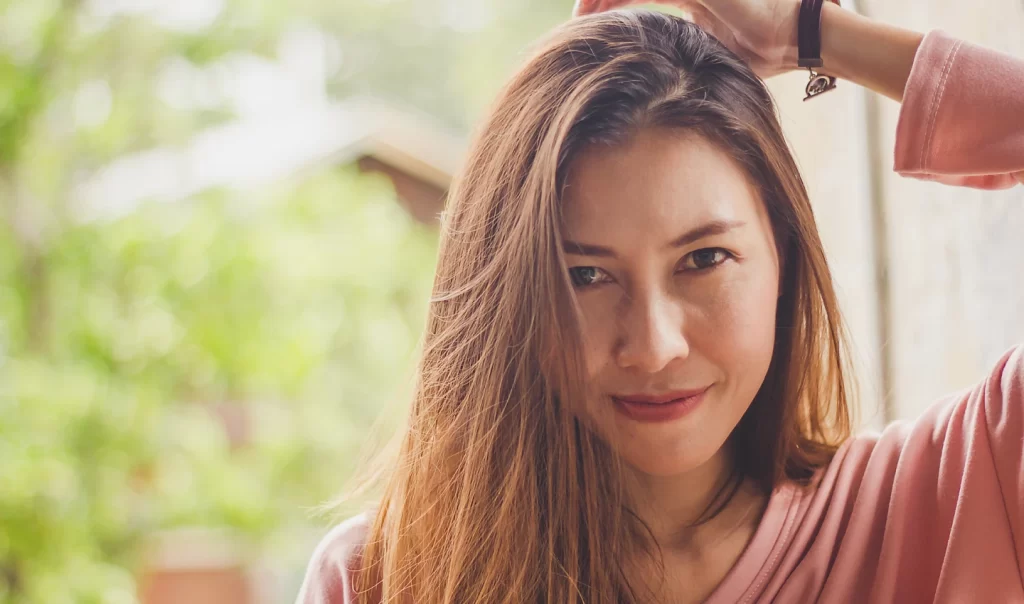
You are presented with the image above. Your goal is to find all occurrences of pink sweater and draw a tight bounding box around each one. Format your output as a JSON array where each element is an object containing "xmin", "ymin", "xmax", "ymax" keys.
[{"xmin": 296, "ymin": 30, "xmax": 1024, "ymax": 603}]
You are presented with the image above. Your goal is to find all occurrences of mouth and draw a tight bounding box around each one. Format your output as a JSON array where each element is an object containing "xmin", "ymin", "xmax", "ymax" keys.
[{"xmin": 611, "ymin": 386, "xmax": 711, "ymax": 423}]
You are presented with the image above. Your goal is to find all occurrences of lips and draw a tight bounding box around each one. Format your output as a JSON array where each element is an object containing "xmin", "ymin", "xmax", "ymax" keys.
[
  {"xmin": 611, "ymin": 386, "xmax": 710, "ymax": 423},
  {"xmin": 613, "ymin": 387, "xmax": 710, "ymax": 405}
]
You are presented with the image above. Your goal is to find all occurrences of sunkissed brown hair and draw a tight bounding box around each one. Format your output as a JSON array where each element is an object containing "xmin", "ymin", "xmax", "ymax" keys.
[{"xmin": 349, "ymin": 9, "xmax": 855, "ymax": 603}]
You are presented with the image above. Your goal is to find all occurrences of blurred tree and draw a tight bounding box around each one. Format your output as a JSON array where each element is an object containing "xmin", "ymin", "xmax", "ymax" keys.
[
  {"xmin": 0, "ymin": 0, "xmax": 443, "ymax": 601},
  {"xmin": 1, "ymin": 163, "xmax": 437, "ymax": 602}
]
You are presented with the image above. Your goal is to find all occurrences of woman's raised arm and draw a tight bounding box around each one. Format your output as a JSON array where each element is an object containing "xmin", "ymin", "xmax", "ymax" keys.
[
  {"xmin": 575, "ymin": 0, "xmax": 1024, "ymax": 188},
  {"xmin": 820, "ymin": 4, "xmax": 1024, "ymax": 188}
]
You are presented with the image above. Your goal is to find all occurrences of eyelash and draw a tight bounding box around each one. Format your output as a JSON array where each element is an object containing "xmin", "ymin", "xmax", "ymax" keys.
[{"xmin": 568, "ymin": 248, "xmax": 734, "ymax": 289}]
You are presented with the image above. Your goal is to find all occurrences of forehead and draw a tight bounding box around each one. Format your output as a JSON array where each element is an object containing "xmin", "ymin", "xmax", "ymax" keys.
[{"xmin": 561, "ymin": 129, "xmax": 768, "ymax": 243}]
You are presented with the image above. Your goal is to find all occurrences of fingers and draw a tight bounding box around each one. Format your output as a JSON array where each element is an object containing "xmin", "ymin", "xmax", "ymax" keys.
[
  {"xmin": 573, "ymin": 0, "xmax": 639, "ymax": 16},
  {"xmin": 684, "ymin": 8, "xmax": 748, "ymax": 59},
  {"xmin": 687, "ymin": 5, "xmax": 723, "ymax": 34},
  {"xmin": 572, "ymin": 0, "xmax": 599, "ymax": 16},
  {"xmin": 574, "ymin": 0, "xmax": 707, "ymax": 18}
]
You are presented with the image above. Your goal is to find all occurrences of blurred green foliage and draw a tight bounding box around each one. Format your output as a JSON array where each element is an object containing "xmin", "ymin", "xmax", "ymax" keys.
[
  {"xmin": 1, "ymin": 166, "xmax": 437, "ymax": 603},
  {"xmin": 0, "ymin": 0, "xmax": 573, "ymax": 601}
]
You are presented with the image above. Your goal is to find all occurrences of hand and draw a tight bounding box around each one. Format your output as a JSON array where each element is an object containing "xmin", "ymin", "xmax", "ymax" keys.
[{"xmin": 572, "ymin": 0, "xmax": 805, "ymax": 78}]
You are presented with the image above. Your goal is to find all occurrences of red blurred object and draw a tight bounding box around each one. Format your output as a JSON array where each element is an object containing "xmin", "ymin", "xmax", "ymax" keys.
[{"xmin": 137, "ymin": 528, "xmax": 254, "ymax": 604}]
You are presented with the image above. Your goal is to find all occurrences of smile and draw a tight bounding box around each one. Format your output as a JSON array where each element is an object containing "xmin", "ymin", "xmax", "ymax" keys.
[{"xmin": 611, "ymin": 386, "xmax": 710, "ymax": 423}]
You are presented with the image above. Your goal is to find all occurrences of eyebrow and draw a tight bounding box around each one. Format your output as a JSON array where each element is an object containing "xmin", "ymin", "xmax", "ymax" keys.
[{"xmin": 563, "ymin": 218, "xmax": 746, "ymax": 258}]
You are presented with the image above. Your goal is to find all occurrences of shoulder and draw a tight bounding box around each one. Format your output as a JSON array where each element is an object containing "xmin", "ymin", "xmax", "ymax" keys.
[
  {"xmin": 812, "ymin": 343, "xmax": 1024, "ymax": 503},
  {"xmin": 983, "ymin": 343, "xmax": 1024, "ymax": 411},
  {"xmin": 841, "ymin": 343, "xmax": 1023, "ymax": 463},
  {"xmin": 295, "ymin": 513, "xmax": 372, "ymax": 604}
]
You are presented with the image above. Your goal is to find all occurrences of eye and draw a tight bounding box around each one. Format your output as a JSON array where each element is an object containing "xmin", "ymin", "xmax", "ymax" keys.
[
  {"xmin": 568, "ymin": 266, "xmax": 611, "ymax": 288},
  {"xmin": 680, "ymin": 248, "xmax": 733, "ymax": 272}
]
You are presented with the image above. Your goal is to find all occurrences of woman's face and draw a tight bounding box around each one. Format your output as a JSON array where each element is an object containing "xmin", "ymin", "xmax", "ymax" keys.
[{"xmin": 561, "ymin": 128, "xmax": 781, "ymax": 478}]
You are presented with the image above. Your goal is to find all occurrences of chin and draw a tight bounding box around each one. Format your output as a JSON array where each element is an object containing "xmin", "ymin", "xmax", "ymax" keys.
[{"xmin": 618, "ymin": 438, "xmax": 725, "ymax": 478}]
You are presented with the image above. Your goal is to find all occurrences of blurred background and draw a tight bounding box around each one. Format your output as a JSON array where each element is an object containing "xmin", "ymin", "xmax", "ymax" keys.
[{"xmin": 0, "ymin": 0, "xmax": 1021, "ymax": 602}]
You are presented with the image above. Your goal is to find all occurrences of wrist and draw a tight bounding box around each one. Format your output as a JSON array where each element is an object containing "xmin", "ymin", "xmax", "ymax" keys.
[
  {"xmin": 780, "ymin": 1, "xmax": 804, "ymax": 73},
  {"xmin": 818, "ymin": 1, "xmax": 855, "ymax": 79},
  {"xmin": 792, "ymin": 0, "xmax": 842, "ymax": 99},
  {"xmin": 818, "ymin": 2, "xmax": 925, "ymax": 101}
]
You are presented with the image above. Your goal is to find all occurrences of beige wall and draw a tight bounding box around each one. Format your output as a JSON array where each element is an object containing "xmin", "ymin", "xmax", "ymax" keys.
[{"xmin": 766, "ymin": 0, "xmax": 1024, "ymax": 427}]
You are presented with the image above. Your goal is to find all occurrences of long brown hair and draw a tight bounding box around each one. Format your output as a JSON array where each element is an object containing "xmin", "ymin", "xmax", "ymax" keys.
[{"xmin": 350, "ymin": 10, "xmax": 854, "ymax": 603}]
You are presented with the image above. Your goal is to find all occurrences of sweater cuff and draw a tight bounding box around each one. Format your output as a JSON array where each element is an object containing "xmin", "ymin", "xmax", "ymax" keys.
[{"xmin": 893, "ymin": 30, "xmax": 963, "ymax": 176}]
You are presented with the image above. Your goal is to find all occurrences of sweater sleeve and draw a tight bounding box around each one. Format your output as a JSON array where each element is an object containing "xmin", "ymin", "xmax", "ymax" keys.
[
  {"xmin": 814, "ymin": 343, "xmax": 1024, "ymax": 602},
  {"xmin": 979, "ymin": 344, "xmax": 1024, "ymax": 572},
  {"xmin": 896, "ymin": 343, "xmax": 1024, "ymax": 595},
  {"xmin": 894, "ymin": 30, "xmax": 1024, "ymax": 189}
]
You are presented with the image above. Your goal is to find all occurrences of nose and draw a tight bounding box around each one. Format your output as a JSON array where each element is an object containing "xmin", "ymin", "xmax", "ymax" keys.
[{"xmin": 614, "ymin": 290, "xmax": 690, "ymax": 374}]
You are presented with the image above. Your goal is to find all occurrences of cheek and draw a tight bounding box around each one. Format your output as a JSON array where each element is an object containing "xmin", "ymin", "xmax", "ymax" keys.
[
  {"xmin": 573, "ymin": 293, "xmax": 620, "ymax": 380},
  {"xmin": 696, "ymin": 268, "xmax": 779, "ymax": 382}
]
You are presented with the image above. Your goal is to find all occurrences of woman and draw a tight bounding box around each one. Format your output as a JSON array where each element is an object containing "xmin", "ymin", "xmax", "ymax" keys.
[{"xmin": 298, "ymin": 0, "xmax": 1024, "ymax": 601}]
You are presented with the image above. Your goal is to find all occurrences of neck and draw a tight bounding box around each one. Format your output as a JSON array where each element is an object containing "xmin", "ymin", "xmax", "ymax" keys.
[{"xmin": 625, "ymin": 446, "xmax": 766, "ymax": 555}]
